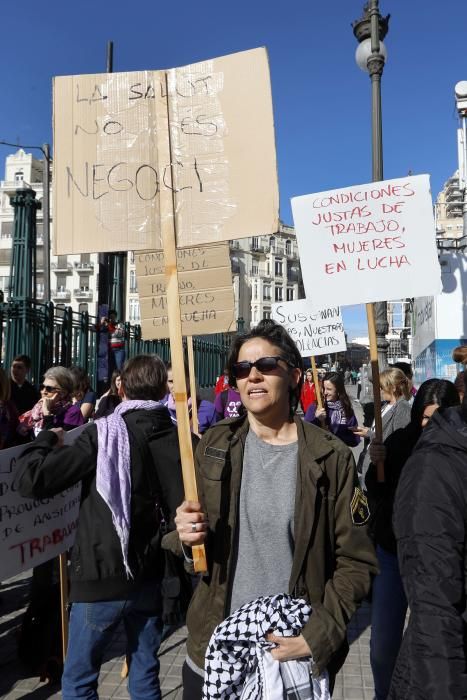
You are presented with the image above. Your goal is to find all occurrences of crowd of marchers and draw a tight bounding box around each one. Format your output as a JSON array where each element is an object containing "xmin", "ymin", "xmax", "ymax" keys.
[{"xmin": 1, "ymin": 324, "xmax": 466, "ymax": 700}]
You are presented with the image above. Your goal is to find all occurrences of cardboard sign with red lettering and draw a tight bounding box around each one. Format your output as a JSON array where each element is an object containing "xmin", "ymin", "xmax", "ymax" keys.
[
  {"xmin": 291, "ymin": 174, "xmax": 441, "ymax": 308},
  {"xmin": 0, "ymin": 425, "xmax": 88, "ymax": 581}
]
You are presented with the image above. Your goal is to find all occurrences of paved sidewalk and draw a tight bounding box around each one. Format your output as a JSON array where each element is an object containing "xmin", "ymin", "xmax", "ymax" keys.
[{"xmin": 1, "ymin": 390, "xmax": 375, "ymax": 699}]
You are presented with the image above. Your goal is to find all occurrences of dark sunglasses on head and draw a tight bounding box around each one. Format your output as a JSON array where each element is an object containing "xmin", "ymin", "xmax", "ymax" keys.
[
  {"xmin": 40, "ymin": 384, "xmax": 60, "ymax": 394},
  {"xmin": 232, "ymin": 355, "xmax": 294, "ymax": 380}
]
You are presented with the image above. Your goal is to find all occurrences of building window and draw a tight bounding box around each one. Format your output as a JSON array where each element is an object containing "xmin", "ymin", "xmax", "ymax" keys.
[
  {"xmin": 81, "ymin": 253, "xmax": 90, "ymax": 263},
  {"xmin": 130, "ymin": 269, "xmax": 138, "ymax": 292},
  {"xmin": 285, "ymin": 240, "xmax": 292, "ymax": 255},
  {"xmin": 266, "ymin": 262, "xmax": 270, "ymax": 277},
  {"xmin": 80, "ymin": 275, "xmax": 90, "ymax": 291},
  {"xmin": 263, "ymin": 311, "xmax": 271, "ymax": 320},
  {"xmin": 252, "ymin": 236, "xmax": 259, "ymax": 249},
  {"xmin": 79, "ymin": 303, "xmax": 89, "ymax": 314},
  {"xmin": 56, "ymin": 274, "xmax": 67, "ymax": 291},
  {"xmin": 14, "ymin": 171, "xmax": 24, "ymax": 184},
  {"xmin": 275, "ymin": 286, "xmax": 283, "ymax": 302},
  {"xmin": 1, "ymin": 222, "xmax": 13, "ymax": 239},
  {"xmin": 269, "ymin": 236, "xmax": 276, "ymax": 252},
  {"xmin": 263, "ymin": 285, "xmax": 271, "ymax": 301},
  {"xmin": 129, "ymin": 298, "xmax": 140, "ymax": 321},
  {"xmin": 287, "ymin": 287, "xmax": 294, "ymax": 301},
  {"xmin": 274, "ymin": 258, "xmax": 283, "ymax": 276},
  {"xmin": 57, "ymin": 255, "xmax": 68, "ymax": 269},
  {"xmin": 251, "ymin": 264, "xmax": 258, "ymax": 276}
]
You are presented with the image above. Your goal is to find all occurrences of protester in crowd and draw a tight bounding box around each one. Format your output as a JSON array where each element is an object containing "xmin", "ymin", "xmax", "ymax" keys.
[
  {"xmin": 17, "ymin": 366, "xmax": 84, "ymax": 439},
  {"xmin": 389, "ymin": 374, "xmax": 467, "ymax": 700},
  {"xmin": 70, "ymin": 366, "xmax": 96, "ymax": 421},
  {"xmin": 170, "ymin": 320, "xmax": 377, "ymax": 699},
  {"xmin": 393, "ymin": 361, "xmax": 417, "ymax": 401},
  {"xmin": 213, "ymin": 384, "xmax": 245, "ymax": 420},
  {"xmin": 353, "ymin": 367, "xmax": 412, "ymax": 482},
  {"xmin": 351, "ymin": 369, "xmax": 358, "ymax": 385},
  {"xmin": 100, "ymin": 310, "xmax": 126, "ymax": 372},
  {"xmin": 9, "ymin": 354, "xmax": 39, "ymax": 415},
  {"xmin": 299, "ymin": 368, "xmax": 317, "ymax": 413},
  {"xmin": 344, "ymin": 369, "xmax": 351, "ymax": 385},
  {"xmin": 452, "ymin": 344, "xmax": 467, "ymax": 366},
  {"xmin": 94, "ymin": 370, "xmax": 122, "ymax": 419},
  {"xmin": 15, "ymin": 355, "xmax": 187, "ymax": 700},
  {"xmin": 356, "ymin": 370, "xmax": 362, "ymax": 401},
  {"xmin": 0, "ymin": 366, "xmax": 18, "ymax": 449},
  {"xmin": 214, "ymin": 367, "xmax": 229, "ymax": 395},
  {"xmin": 365, "ymin": 378, "xmax": 460, "ymax": 700},
  {"xmin": 304, "ymin": 371, "xmax": 360, "ymax": 447},
  {"xmin": 166, "ymin": 363, "xmax": 217, "ymax": 435},
  {"xmin": 454, "ymin": 370, "xmax": 465, "ymax": 402}
]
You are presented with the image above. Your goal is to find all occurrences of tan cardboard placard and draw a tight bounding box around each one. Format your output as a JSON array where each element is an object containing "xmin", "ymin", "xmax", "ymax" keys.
[
  {"xmin": 53, "ymin": 47, "xmax": 279, "ymax": 255},
  {"xmin": 135, "ymin": 242, "xmax": 236, "ymax": 339}
]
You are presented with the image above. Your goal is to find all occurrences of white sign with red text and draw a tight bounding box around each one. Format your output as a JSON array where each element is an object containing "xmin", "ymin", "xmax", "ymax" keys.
[
  {"xmin": 292, "ymin": 174, "xmax": 441, "ymax": 308},
  {"xmin": 0, "ymin": 425, "xmax": 88, "ymax": 581}
]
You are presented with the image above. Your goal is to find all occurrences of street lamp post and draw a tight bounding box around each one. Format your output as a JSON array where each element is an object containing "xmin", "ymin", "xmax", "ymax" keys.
[{"xmin": 352, "ymin": 0, "xmax": 390, "ymax": 369}]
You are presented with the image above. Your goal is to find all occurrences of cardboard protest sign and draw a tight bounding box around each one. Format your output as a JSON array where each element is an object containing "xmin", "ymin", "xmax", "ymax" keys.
[
  {"xmin": 0, "ymin": 425, "xmax": 88, "ymax": 581},
  {"xmin": 53, "ymin": 47, "xmax": 279, "ymax": 254},
  {"xmin": 135, "ymin": 242, "xmax": 236, "ymax": 339},
  {"xmin": 271, "ymin": 301, "xmax": 347, "ymax": 357},
  {"xmin": 291, "ymin": 174, "xmax": 441, "ymax": 308}
]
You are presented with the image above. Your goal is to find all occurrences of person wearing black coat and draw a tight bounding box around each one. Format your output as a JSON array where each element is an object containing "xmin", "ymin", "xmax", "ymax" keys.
[
  {"xmin": 14, "ymin": 355, "xmax": 188, "ymax": 700},
  {"xmin": 365, "ymin": 379, "xmax": 459, "ymax": 699},
  {"xmin": 389, "ymin": 397, "xmax": 467, "ymax": 699}
]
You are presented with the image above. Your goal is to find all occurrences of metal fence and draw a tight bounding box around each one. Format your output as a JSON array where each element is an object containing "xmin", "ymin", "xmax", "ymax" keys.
[{"xmin": 0, "ymin": 298, "xmax": 232, "ymax": 389}]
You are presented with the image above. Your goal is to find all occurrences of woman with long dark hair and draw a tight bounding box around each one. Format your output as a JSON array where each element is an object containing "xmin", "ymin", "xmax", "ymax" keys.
[
  {"xmin": 365, "ymin": 378, "xmax": 460, "ymax": 700},
  {"xmin": 304, "ymin": 372, "xmax": 360, "ymax": 447}
]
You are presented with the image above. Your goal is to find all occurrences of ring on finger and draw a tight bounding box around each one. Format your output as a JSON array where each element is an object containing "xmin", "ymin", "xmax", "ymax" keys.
[{"xmin": 191, "ymin": 523, "xmax": 197, "ymax": 533}]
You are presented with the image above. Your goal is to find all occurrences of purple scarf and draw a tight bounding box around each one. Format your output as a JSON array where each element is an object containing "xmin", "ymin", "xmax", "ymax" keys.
[{"xmin": 96, "ymin": 399, "xmax": 161, "ymax": 577}]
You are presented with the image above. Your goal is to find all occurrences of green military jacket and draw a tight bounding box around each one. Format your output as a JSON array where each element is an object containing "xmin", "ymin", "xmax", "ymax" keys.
[{"xmin": 169, "ymin": 414, "xmax": 377, "ymax": 678}]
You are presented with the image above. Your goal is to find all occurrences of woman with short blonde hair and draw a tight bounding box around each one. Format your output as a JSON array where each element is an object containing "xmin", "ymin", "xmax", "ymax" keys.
[{"xmin": 379, "ymin": 368, "xmax": 411, "ymax": 401}]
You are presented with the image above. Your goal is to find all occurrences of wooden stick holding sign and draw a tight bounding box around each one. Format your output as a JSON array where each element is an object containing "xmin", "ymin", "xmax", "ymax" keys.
[
  {"xmin": 160, "ymin": 72, "xmax": 207, "ymax": 573},
  {"xmin": 187, "ymin": 336, "xmax": 199, "ymax": 436},
  {"xmin": 310, "ymin": 356, "xmax": 323, "ymax": 410},
  {"xmin": 59, "ymin": 553, "xmax": 69, "ymax": 661},
  {"xmin": 366, "ymin": 303, "xmax": 384, "ymax": 482}
]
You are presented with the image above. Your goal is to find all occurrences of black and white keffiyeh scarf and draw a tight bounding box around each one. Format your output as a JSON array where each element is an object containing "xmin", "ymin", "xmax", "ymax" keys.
[{"xmin": 203, "ymin": 594, "xmax": 330, "ymax": 699}]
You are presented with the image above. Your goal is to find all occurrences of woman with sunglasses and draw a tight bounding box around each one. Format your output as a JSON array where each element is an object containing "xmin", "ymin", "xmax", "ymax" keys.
[
  {"xmin": 170, "ymin": 320, "xmax": 377, "ymax": 699},
  {"xmin": 18, "ymin": 366, "xmax": 85, "ymax": 439}
]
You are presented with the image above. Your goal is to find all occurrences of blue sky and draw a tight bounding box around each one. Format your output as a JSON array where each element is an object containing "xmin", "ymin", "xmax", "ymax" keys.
[{"xmin": 1, "ymin": 0, "xmax": 466, "ymax": 338}]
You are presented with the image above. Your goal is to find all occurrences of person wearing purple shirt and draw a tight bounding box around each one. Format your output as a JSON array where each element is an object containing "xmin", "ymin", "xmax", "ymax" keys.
[
  {"xmin": 166, "ymin": 363, "xmax": 217, "ymax": 435},
  {"xmin": 304, "ymin": 372, "xmax": 360, "ymax": 448},
  {"xmin": 214, "ymin": 387, "xmax": 245, "ymax": 420},
  {"xmin": 18, "ymin": 366, "xmax": 84, "ymax": 439}
]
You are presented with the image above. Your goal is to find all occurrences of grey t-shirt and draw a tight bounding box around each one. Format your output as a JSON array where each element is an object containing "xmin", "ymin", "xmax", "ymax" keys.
[{"xmin": 229, "ymin": 429, "xmax": 298, "ymax": 614}]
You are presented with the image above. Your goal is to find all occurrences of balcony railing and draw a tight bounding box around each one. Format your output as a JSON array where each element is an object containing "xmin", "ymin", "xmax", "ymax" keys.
[
  {"xmin": 51, "ymin": 289, "xmax": 71, "ymax": 301},
  {"xmin": 51, "ymin": 262, "xmax": 73, "ymax": 272},
  {"xmin": 74, "ymin": 261, "xmax": 95, "ymax": 271},
  {"xmin": 74, "ymin": 289, "xmax": 93, "ymax": 300}
]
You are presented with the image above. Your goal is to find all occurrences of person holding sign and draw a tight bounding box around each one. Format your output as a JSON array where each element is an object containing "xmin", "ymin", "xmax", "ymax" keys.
[
  {"xmin": 304, "ymin": 372, "xmax": 360, "ymax": 448},
  {"xmin": 353, "ymin": 368, "xmax": 412, "ymax": 483},
  {"xmin": 171, "ymin": 320, "xmax": 377, "ymax": 698},
  {"xmin": 15, "ymin": 355, "xmax": 187, "ymax": 700}
]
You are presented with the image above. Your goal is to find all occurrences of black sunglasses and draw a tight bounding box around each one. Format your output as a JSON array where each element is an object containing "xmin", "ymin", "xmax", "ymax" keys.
[
  {"xmin": 40, "ymin": 384, "xmax": 61, "ymax": 394},
  {"xmin": 232, "ymin": 356, "xmax": 294, "ymax": 380}
]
